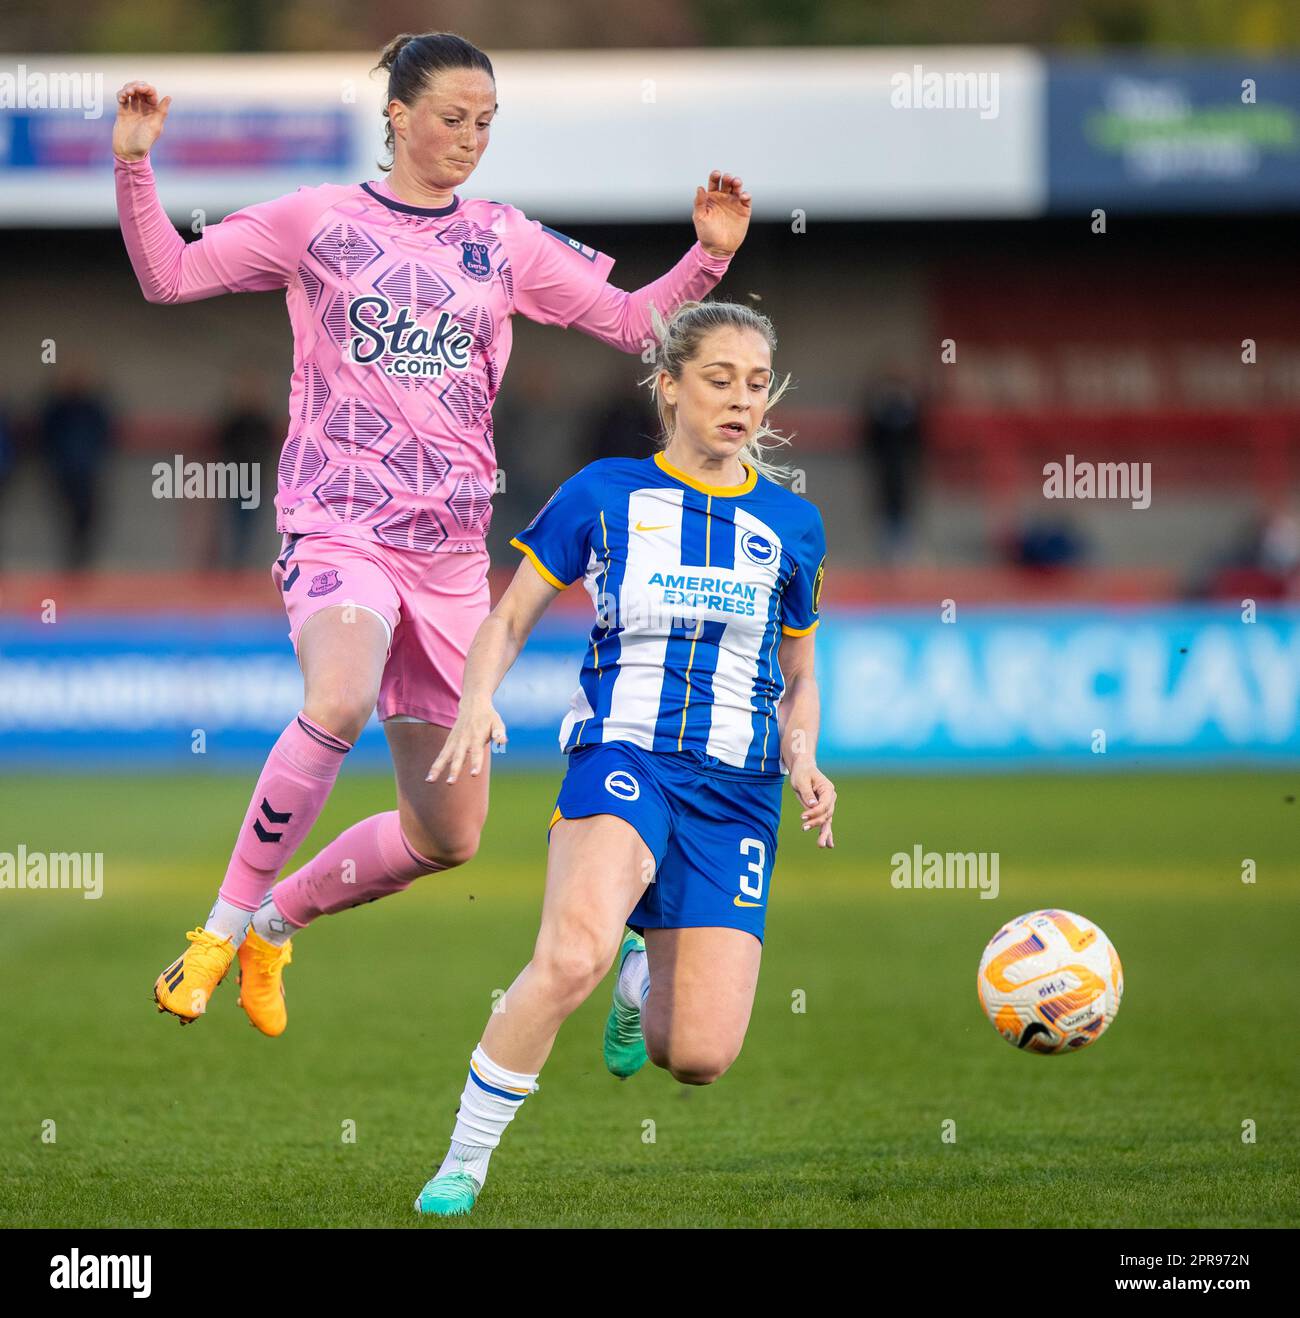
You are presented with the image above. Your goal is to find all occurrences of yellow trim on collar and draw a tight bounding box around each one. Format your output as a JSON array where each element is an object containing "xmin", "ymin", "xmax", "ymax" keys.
[{"xmin": 654, "ymin": 450, "xmax": 756, "ymax": 497}]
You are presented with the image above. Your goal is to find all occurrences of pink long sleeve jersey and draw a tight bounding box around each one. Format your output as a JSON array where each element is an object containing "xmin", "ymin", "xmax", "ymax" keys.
[{"xmin": 115, "ymin": 157, "xmax": 733, "ymax": 552}]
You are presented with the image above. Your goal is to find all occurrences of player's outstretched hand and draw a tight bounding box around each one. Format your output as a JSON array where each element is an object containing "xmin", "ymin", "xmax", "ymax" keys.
[
  {"xmin": 113, "ymin": 81, "xmax": 172, "ymax": 162},
  {"xmin": 790, "ymin": 761, "xmax": 836, "ymax": 849},
  {"xmin": 426, "ymin": 699, "xmax": 507, "ymax": 785},
  {"xmin": 693, "ymin": 170, "xmax": 752, "ymax": 259}
]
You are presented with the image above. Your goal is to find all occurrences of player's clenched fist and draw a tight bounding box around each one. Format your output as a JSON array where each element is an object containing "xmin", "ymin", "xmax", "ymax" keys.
[{"xmin": 113, "ymin": 81, "xmax": 172, "ymax": 162}]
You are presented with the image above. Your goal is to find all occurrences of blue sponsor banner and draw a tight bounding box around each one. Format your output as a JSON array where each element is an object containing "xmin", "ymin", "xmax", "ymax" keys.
[
  {"xmin": 0, "ymin": 106, "xmax": 353, "ymax": 172},
  {"xmin": 0, "ymin": 607, "xmax": 1297, "ymax": 771},
  {"xmin": 818, "ymin": 606, "xmax": 1300, "ymax": 769},
  {"xmin": 1047, "ymin": 57, "xmax": 1300, "ymax": 212},
  {"xmin": 0, "ymin": 613, "xmax": 581, "ymax": 771}
]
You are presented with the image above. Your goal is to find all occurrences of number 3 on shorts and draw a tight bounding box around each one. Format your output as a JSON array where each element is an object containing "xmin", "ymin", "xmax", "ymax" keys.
[{"xmin": 739, "ymin": 837, "xmax": 766, "ymax": 900}]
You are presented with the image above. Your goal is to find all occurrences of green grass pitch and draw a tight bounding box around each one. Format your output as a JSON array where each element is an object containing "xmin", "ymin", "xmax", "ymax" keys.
[{"xmin": 1, "ymin": 769, "xmax": 1297, "ymax": 1228}]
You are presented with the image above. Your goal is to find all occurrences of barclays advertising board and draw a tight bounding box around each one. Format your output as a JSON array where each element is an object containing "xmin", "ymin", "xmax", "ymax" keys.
[
  {"xmin": 817, "ymin": 607, "xmax": 1300, "ymax": 770},
  {"xmin": 1047, "ymin": 57, "xmax": 1300, "ymax": 212},
  {"xmin": 0, "ymin": 607, "xmax": 1296, "ymax": 772}
]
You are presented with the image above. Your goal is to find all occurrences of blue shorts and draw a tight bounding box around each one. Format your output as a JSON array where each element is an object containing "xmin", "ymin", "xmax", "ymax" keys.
[{"xmin": 548, "ymin": 741, "xmax": 785, "ymax": 942}]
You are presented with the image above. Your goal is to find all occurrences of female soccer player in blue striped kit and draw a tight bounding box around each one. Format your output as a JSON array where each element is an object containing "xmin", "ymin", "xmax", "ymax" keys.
[{"xmin": 413, "ymin": 300, "xmax": 835, "ymax": 1215}]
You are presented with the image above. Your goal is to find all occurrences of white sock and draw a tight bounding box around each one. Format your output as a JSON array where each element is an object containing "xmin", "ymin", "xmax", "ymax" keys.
[
  {"xmin": 441, "ymin": 1139, "xmax": 493, "ymax": 1188},
  {"xmin": 204, "ymin": 897, "xmax": 252, "ymax": 948},
  {"xmin": 250, "ymin": 892, "xmax": 296, "ymax": 947},
  {"xmin": 436, "ymin": 1045, "xmax": 539, "ymax": 1189},
  {"xmin": 616, "ymin": 948, "xmax": 650, "ymax": 1011}
]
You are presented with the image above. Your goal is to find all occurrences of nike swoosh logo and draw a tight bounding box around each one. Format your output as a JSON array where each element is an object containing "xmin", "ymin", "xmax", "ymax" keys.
[
  {"xmin": 733, "ymin": 896, "xmax": 762, "ymax": 908},
  {"xmin": 635, "ymin": 521, "xmax": 671, "ymax": 532}
]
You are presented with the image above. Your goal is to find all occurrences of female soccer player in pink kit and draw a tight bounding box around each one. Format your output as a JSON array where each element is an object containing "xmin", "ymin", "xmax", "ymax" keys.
[{"xmin": 113, "ymin": 32, "xmax": 751, "ymax": 1034}]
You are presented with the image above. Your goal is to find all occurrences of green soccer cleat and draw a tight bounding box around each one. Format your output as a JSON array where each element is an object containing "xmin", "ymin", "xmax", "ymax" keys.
[
  {"xmin": 413, "ymin": 1169, "xmax": 480, "ymax": 1217},
  {"xmin": 603, "ymin": 930, "xmax": 648, "ymax": 1079}
]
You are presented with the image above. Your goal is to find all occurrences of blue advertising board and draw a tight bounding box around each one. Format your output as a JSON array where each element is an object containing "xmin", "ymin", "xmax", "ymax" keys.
[
  {"xmin": 817, "ymin": 606, "xmax": 1300, "ymax": 770},
  {"xmin": 1, "ymin": 607, "xmax": 1297, "ymax": 772},
  {"xmin": 0, "ymin": 106, "xmax": 354, "ymax": 172},
  {"xmin": 1047, "ymin": 57, "xmax": 1300, "ymax": 212}
]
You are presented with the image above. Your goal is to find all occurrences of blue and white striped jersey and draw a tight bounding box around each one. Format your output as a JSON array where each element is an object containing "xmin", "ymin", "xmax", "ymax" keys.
[{"xmin": 511, "ymin": 451, "xmax": 826, "ymax": 774}]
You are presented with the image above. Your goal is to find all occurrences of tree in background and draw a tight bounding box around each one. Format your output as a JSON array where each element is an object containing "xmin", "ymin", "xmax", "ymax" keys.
[{"xmin": 2, "ymin": 0, "xmax": 1296, "ymax": 51}]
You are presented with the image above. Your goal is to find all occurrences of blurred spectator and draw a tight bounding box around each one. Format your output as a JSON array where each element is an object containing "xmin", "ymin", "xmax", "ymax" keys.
[
  {"xmin": 862, "ymin": 363, "xmax": 925, "ymax": 563},
  {"xmin": 0, "ymin": 400, "xmax": 13, "ymax": 566},
  {"xmin": 212, "ymin": 366, "xmax": 279, "ymax": 569},
  {"xmin": 1006, "ymin": 519, "xmax": 1089, "ymax": 570},
  {"xmin": 39, "ymin": 363, "xmax": 114, "ymax": 570},
  {"xmin": 584, "ymin": 377, "xmax": 659, "ymax": 462},
  {"xmin": 1259, "ymin": 506, "xmax": 1300, "ymax": 579},
  {"xmin": 1190, "ymin": 505, "xmax": 1300, "ymax": 600}
]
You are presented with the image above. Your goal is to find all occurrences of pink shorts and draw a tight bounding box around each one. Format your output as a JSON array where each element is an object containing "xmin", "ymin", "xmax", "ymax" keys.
[{"xmin": 271, "ymin": 531, "xmax": 491, "ymax": 727}]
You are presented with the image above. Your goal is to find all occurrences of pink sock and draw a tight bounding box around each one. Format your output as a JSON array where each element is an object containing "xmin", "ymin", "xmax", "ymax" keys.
[
  {"xmin": 269, "ymin": 810, "xmax": 446, "ymax": 928},
  {"xmin": 217, "ymin": 712, "xmax": 353, "ymax": 912}
]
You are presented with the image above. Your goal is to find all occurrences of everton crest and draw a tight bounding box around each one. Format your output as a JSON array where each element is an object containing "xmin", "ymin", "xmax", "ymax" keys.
[
  {"xmin": 460, "ymin": 240, "xmax": 492, "ymax": 282},
  {"xmin": 307, "ymin": 569, "xmax": 343, "ymax": 597}
]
